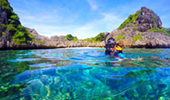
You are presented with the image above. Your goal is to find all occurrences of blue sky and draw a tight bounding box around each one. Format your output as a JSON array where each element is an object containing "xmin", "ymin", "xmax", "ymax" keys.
[{"xmin": 8, "ymin": 0, "xmax": 170, "ymax": 39}]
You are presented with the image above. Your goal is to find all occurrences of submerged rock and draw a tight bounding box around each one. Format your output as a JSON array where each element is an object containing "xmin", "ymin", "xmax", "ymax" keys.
[{"xmin": 22, "ymin": 79, "xmax": 50, "ymax": 98}]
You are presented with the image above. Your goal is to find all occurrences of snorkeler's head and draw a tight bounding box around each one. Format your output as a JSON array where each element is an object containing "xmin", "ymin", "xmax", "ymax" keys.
[{"xmin": 105, "ymin": 38, "xmax": 116, "ymax": 48}]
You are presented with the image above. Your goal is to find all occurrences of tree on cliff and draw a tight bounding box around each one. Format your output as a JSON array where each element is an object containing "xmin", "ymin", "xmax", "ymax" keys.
[
  {"xmin": 65, "ymin": 34, "xmax": 78, "ymax": 41},
  {"xmin": 81, "ymin": 32, "xmax": 106, "ymax": 43},
  {"xmin": 93, "ymin": 32, "xmax": 105, "ymax": 42}
]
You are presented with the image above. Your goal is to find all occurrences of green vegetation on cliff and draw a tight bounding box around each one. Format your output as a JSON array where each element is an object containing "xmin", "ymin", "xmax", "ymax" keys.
[
  {"xmin": 148, "ymin": 27, "xmax": 169, "ymax": 35},
  {"xmin": 115, "ymin": 32, "xmax": 126, "ymax": 42},
  {"xmin": 118, "ymin": 10, "xmax": 141, "ymax": 30},
  {"xmin": 2, "ymin": 32, "xmax": 6, "ymax": 36},
  {"xmin": 82, "ymin": 32, "xmax": 105, "ymax": 43},
  {"xmin": 1, "ymin": 0, "xmax": 34, "ymax": 44},
  {"xmin": 64, "ymin": 34, "xmax": 78, "ymax": 41},
  {"xmin": 134, "ymin": 35, "xmax": 143, "ymax": 42},
  {"xmin": 32, "ymin": 39, "xmax": 45, "ymax": 44},
  {"xmin": 93, "ymin": 32, "xmax": 105, "ymax": 42},
  {"xmin": 0, "ymin": 24, "xmax": 6, "ymax": 32},
  {"xmin": 165, "ymin": 28, "xmax": 170, "ymax": 34},
  {"xmin": 148, "ymin": 15, "xmax": 170, "ymax": 36},
  {"xmin": 82, "ymin": 38, "xmax": 93, "ymax": 42}
]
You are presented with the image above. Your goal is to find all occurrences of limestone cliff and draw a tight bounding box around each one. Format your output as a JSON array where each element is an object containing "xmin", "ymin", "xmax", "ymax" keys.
[
  {"xmin": 27, "ymin": 28, "xmax": 105, "ymax": 48},
  {"xmin": 108, "ymin": 7, "xmax": 170, "ymax": 48},
  {"xmin": 0, "ymin": 0, "xmax": 42, "ymax": 49}
]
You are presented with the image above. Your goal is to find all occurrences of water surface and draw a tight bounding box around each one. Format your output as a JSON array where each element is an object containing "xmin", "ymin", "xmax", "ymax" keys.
[{"xmin": 0, "ymin": 48, "xmax": 170, "ymax": 100}]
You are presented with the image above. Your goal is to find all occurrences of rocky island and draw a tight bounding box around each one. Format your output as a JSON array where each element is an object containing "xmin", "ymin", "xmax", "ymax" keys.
[
  {"xmin": 109, "ymin": 7, "xmax": 170, "ymax": 48},
  {"xmin": 0, "ymin": 0, "xmax": 170, "ymax": 50}
]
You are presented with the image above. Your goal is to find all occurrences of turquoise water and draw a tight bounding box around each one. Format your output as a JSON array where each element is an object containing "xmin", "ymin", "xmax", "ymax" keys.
[{"xmin": 0, "ymin": 48, "xmax": 170, "ymax": 100}]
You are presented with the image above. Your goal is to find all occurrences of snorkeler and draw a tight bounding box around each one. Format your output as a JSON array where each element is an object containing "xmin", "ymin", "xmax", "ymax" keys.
[{"xmin": 104, "ymin": 33, "xmax": 126, "ymax": 59}]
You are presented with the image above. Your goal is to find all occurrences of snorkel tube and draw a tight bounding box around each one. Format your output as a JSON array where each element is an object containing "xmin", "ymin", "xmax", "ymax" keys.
[{"xmin": 104, "ymin": 33, "xmax": 110, "ymax": 45}]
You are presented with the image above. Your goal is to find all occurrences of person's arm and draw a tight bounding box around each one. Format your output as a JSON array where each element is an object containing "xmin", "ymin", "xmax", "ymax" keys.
[{"xmin": 118, "ymin": 53, "xmax": 126, "ymax": 59}]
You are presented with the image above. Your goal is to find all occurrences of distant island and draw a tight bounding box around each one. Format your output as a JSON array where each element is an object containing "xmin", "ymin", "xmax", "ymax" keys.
[{"xmin": 0, "ymin": 0, "xmax": 170, "ymax": 50}]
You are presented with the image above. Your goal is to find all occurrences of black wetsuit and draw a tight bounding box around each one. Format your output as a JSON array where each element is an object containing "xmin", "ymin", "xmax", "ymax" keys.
[
  {"xmin": 111, "ymin": 50, "xmax": 119, "ymax": 58},
  {"xmin": 105, "ymin": 49, "xmax": 112, "ymax": 55},
  {"xmin": 106, "ymin": 49, "xmax": 123, "ymax": 58}
]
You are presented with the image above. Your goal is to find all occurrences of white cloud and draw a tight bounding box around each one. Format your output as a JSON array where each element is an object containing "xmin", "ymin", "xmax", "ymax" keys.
[
  {"xmin": 70, "ymin": 12, "xmax": 125, "ymax": 39},
  {"xmin": 25, "ymin": 16, "xmax": 36, "ymax": 20},
  {"xmin": 26, "ymin": 22, "xmax": 96, "ymax": 39},
  {"xmin": 25, "ymin": 11, "xmax": 126, "ymax": 39},
  {"xmin": 14, "ymin": 9, "xmax": 27, "ymax": 14},
  {"xmin": 99, "ymin": 12, "xmax": 126, "ymax": 30},
  {"xmin": 74, "ymin": 24, "xmax": 97, "ymax": 39},
  {"xmin": 87, "ymin": 0, "xmax": 98, "ymax": 10}
]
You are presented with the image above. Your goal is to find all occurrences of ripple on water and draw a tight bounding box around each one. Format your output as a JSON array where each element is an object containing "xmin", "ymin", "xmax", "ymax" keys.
[
  {"xmin": 29, "ymin": 63, "xmax": 56, "ymax": 68},
  {"xmin": 7, "ymin": 58, "xmax": 41, "ymax": 62}
]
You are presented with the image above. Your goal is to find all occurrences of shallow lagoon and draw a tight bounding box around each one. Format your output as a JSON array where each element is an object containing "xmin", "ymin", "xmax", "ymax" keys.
[{"xmin": 0, "ymin": 48, "xmax": 170, "ymax": 99}]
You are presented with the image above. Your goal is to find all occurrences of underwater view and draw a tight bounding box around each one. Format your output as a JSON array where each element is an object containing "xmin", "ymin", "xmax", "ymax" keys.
[{"xmin": 0, "ymin": 48, "xmax": 170, "ymax": 100}]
